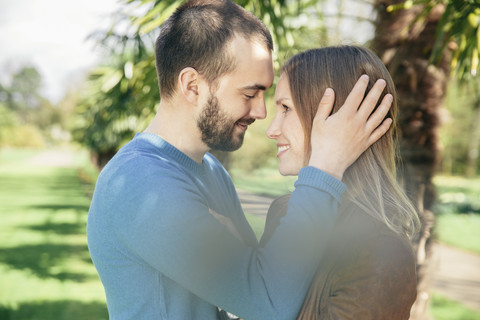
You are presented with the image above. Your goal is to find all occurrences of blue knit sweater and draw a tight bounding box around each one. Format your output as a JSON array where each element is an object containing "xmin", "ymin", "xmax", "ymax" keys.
[{"xmin": 87, "ymin": 132, "xmax": 345, "ymax": 319}]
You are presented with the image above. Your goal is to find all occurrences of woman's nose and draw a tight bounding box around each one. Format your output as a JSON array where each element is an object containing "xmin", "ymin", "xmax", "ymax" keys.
[{"xmin": 266, "ymin": 117, "xmax": 280, "ymax": 139}]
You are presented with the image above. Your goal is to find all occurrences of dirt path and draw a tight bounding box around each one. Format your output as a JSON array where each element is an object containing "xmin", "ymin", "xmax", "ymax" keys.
[
  {"xmin": 432, "ymin": 243, "xmax": 480, "ymax": 311},
  {"xmin": 26, "ymin": 148, "xmax": 76, "ymax": 167}
]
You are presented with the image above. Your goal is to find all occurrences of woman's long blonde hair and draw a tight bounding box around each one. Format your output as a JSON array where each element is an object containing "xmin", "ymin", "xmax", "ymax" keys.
[{"xmin": 282, "ymin": 45, "xmax": 420, "ymax": 238}]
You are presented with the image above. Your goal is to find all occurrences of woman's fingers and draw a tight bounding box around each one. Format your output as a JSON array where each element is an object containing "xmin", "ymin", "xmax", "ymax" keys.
[
  {"xmin": 358, "ymin": 78, "xmax": 387, "ymax": 119},
  {"xmin": 341, "ymin": 74, "xmax": 370, "ymax": 114},
  {"xmin": 365, "ymin": 93, "xmax": 393, "ymax": 133},
  {"xmin": 315, "ymin": 88, "xmax": 336, "ymax": 120},
  {"xmin": 308, "ymin": 74, "xmax": 393, "ymax": 180},
  {"xmin": 368, "ymin": 118, "xmax": 393, "ymax": 146}
]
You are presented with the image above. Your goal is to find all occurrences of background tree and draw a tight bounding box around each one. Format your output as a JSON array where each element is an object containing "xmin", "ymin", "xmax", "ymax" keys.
[
  {"xmin": 0, "ymin": 65, "xmax": 55, "ymax": 148},
  {"xmin": 441, "ymin": 78, "xmax": 480, "ymax": 177},
  {"xmin": 72, "ymin": 53, "xmax": 159, "ymax": 168},
  {"xmin": 371, "ymin": 0, "xmax": 479, "ymax": 318}
]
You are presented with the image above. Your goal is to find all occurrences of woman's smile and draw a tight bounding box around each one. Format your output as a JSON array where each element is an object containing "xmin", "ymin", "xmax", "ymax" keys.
[{"xmin": 276, "ymin": 144, "xmax": 290, "ymax": 157}]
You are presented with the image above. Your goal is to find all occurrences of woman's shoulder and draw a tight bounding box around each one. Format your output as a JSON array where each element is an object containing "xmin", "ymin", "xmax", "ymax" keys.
[
  {"xmin": 322, "ymin": 211, "xmax": 417, "ymax": 319},
  {"xmin": 337, "ymin": 228, "xmax": 416, "ymax": 286},
  {"xmin": 342, "ymin": 208, "xmax": 414, "ymax": 258},
  {"xmin": 297, "ymin": 211, "xmax": 416, "ymax": 319},
  {"xmin": 333, "ymin": 208, "xmax": 416, "ymax": 273}
]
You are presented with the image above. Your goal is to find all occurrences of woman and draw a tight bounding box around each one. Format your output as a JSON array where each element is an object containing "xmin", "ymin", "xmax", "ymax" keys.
[{"xmin": 262, "ymin": 45, "xmax": 420, "ymax": 319}]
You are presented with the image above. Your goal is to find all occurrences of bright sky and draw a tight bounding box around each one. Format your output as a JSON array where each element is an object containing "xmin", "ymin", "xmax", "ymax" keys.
[
  {"xmin": 0, "ymin": 0, "xmax": 373, "ymax": 104},
  {"xmin": 0, "ymin": 0, "xmax": 121, "ymax": 103}
]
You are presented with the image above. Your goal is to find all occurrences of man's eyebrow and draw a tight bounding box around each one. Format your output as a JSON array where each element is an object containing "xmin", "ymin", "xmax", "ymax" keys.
[{"xmin": 241, "ymin": 84, "xmax": 267, "ymax": 91}]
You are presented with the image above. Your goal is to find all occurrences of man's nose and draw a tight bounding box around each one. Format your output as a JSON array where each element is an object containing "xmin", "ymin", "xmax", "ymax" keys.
[{"xmin": 249, "ymin": 99, "xmax": 267, "ymax": 120}]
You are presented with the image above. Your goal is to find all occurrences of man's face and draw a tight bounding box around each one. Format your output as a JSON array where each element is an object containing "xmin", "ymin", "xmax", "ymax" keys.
[
  {"xmin": 196, "ymin": 35, "xmax": 274, "ymax": 152},
  {"xmin": 197, "ymin": 91, "xmax": 253, "ymax": 151}
]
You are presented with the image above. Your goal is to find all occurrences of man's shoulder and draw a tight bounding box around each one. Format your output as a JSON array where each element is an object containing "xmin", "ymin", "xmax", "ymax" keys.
[{"xmin": 103, "ymin": 139, "xmax": 185, "ymax": 175}]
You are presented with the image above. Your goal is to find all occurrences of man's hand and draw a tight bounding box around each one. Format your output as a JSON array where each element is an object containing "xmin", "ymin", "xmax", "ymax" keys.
[{"xmin": 308, "ymin": 75, "xmax": 393, "ymax": 180}]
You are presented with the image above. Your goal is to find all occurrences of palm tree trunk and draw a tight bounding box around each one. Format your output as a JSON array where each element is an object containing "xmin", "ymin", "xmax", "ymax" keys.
[{"xmin": 371, "ymin": 2, "xmax": 451, "ymax": 319}]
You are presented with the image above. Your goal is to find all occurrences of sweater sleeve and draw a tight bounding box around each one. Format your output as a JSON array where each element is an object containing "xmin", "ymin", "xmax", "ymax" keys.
[{"xmin": 110, "ymin": 164, "xmax": 345, "ymax": 320}]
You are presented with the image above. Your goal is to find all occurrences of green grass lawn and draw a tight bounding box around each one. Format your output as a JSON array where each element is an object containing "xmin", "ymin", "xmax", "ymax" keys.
[
  {"xmin": 231, "ymin": 167, "xmax": 296, "ymax": 197},
  {"xmin": 434, "ymin": 175, "xmax": 480, "ymax": 254},
  {"xmin": 430, "ymin": 293, "xmax": 480, "ymax": 320},
  {"xmin": 435, "ymin": 213, "xmax": 480, "ymax": 254},
  {"xmin": 0, "ymin": 148, "xmax": 108, "ymax": 319}
]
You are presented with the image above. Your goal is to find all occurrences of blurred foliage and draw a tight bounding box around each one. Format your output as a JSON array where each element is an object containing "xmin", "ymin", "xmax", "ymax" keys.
[
  {"xmin": 0, "ymin": 103, "xmax": 46, "ymax": 148},
  {"xmin": 0, "ymin": 125, "xmax": 45, "ymax": 149},
  {"xmin": 434, "ymin": 175, "xmax": 480, "ymax": 215},
  {"xmin": 440, "ymin": 78, "xmax": 480, "ymax": 175},
  {"xmin": 72, "ymin": 53, "xmax": 159, "ymax": 168},
  {"xmin": 112, "ymin": 0, "xmax": 329, "ymax": 65},
  {"xmin": 433, "ymin": 174, "xmax": 480, "ymax": 253},
  {"xmin": 7, "ymin": 66, "xmax": 43, "ymax": 113},
  {"xmin": 0, "ymin": 65, "xmax": 60, "ymax": 148},
  {"xmin": 389, "ymin": 0, "xmax": 480, "ymax": 79}
]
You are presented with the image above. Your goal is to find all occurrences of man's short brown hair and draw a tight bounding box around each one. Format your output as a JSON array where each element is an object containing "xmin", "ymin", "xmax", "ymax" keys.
[{"xmin": 155, "ymin": 0, "xmax": 273, "ymax": 98}]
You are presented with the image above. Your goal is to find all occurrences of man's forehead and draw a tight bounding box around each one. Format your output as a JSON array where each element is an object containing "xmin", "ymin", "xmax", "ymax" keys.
[
  {"xmin": 221, "ymin": 35, "xmax": 274, "ymax": 89},
  {"xmin": 229, "ymin": 34, "xmax": 271, "ymax": 60}
]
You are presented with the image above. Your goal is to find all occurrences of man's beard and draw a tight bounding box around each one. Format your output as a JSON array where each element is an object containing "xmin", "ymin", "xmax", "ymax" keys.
[{"xmin": 197, "ymin": 93, "xmax": 250, "ymax": 152}]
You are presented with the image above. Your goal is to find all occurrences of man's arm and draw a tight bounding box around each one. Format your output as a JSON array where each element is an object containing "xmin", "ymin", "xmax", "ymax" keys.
[
  {"xmin": 115, "ymin": 76, "xmax": 392, "ymax": 319},
  {"xmin": 113, "ymin": 165, "xmax": 343, "ymax": 319}
]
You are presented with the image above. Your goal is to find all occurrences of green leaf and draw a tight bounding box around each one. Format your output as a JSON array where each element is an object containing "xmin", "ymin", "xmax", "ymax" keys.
[{"xmin": 101, "ymin": 70, "xmax": 123, "ymax": 93}]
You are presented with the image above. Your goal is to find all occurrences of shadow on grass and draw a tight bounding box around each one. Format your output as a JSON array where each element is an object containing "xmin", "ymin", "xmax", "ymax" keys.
[
  {"xmin": 0, "ymin": 300, "xmax": 108, "ymax": 320},
  {"xmin": 24, "ymin": 204, "xmax": 90, "ymax": 221},
  {"xmin": 23, "ymin": 221, "xmax": 85, "ymax": 235},
  {"xmin": 0, "ymin": 244, "xmax": 95, "ymax": 282},
  {"xmin": 20, "ymin": 204, "xmax": 89, "ymax": 236},
  {"xmin": 28, "ymin": 204, "xmax": 90, "ymax": 212},
  {"xmin": 436, "ymin": 202, "xmax": 480, "ymax": 215},
  {"xmin": 0, "ymin": 167, "xmax": 94, "ymax": 202}
]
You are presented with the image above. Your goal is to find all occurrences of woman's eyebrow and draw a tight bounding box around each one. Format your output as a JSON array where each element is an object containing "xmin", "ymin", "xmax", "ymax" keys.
[{"xmin": 275, "ymin": 97, "xmax": 291, "ymax": 105}]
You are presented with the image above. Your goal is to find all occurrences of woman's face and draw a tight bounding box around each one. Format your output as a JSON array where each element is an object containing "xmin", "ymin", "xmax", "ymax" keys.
[{"xmin": 266, "ymin": 74, "xmax": 306, "ymax": 176}]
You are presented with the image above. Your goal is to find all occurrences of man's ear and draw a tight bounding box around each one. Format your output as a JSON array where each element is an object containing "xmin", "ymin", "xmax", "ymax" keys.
[{"xmin": 178, "ymin": 67, "xmax": 200, "ymax": 105}]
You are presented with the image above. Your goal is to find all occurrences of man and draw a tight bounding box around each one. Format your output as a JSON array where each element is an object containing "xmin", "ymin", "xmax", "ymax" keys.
[{"xmin": 87, "ymin": 0, "xmax": 393, "ymax": 319}]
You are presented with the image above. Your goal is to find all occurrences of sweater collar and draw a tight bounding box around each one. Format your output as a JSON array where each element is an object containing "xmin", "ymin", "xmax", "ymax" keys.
[{"xmin": 135, "ymin": 132, "xmax": 208, "ymax": 175}]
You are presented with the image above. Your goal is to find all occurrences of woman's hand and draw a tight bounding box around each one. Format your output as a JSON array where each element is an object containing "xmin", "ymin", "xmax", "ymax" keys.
[{"xmin": 308, "ymin": 75, "xmax": 393, "ymax": 180}]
